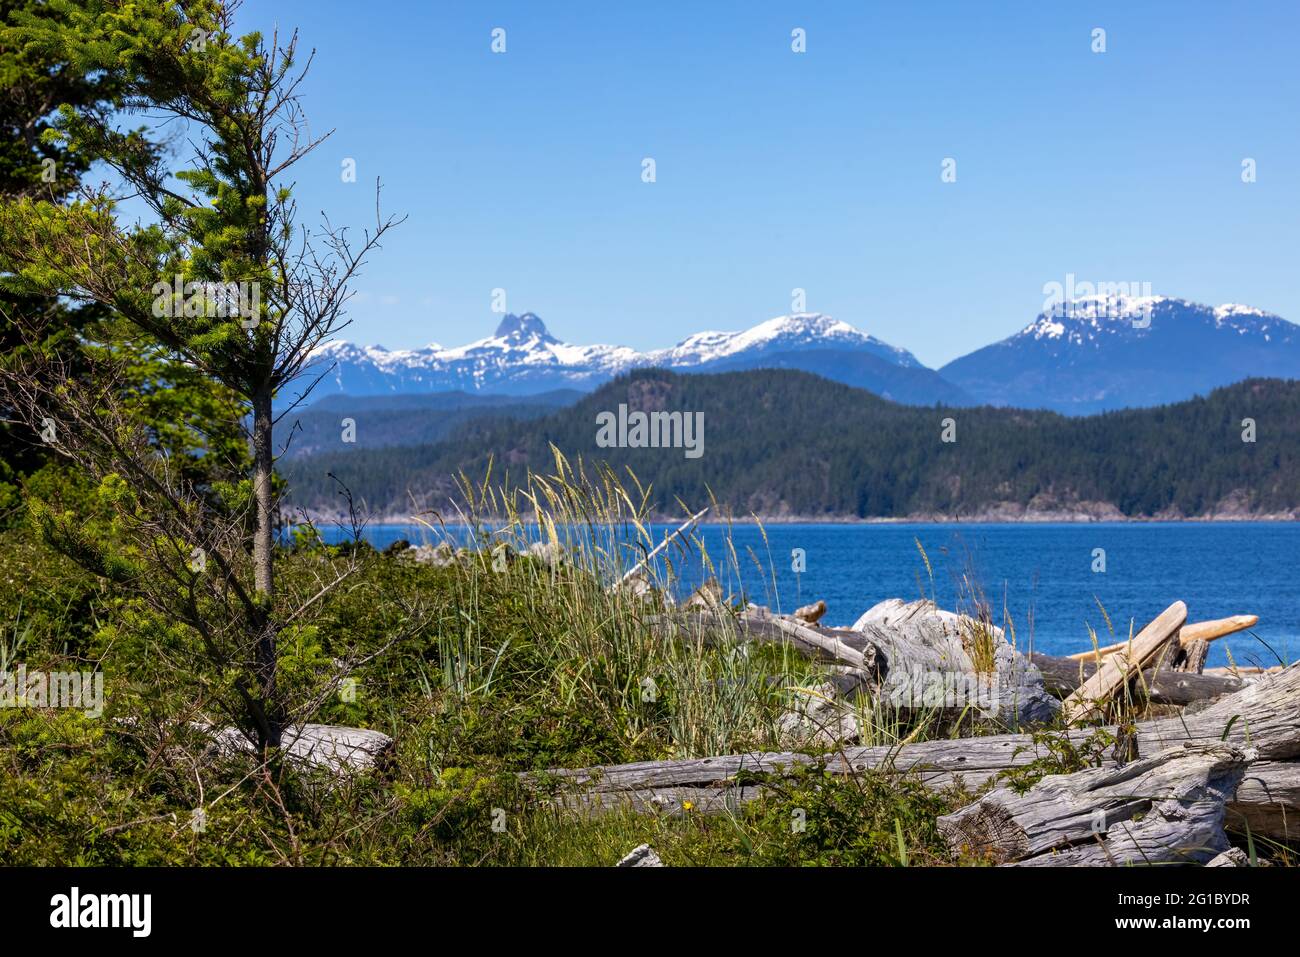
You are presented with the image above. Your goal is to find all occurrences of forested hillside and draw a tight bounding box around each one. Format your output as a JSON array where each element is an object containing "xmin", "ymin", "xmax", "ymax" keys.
[
  {"xmin": 282, "ymin": 369, "xmax": 1300, "ymax": 519},
  {"xmin": 281, "ymin": 389, "xmax": 581, "ymax": 457}
]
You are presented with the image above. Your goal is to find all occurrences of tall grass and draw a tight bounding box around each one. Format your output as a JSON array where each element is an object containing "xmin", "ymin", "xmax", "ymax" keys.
[{"xmin": 403, "ymin": 453, "xmax": 827, "ymax": 761}]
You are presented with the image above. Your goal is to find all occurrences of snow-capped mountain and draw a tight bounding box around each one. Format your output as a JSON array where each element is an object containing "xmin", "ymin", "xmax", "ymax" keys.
[
  {"xmin": 304, "ymin": 312, "xmax": 638, "ymax": 397},
  {"xmin": 941, "ymin": 296, "xmax": 1300, "ymax": 413},
  {"xmin": 300, "ymin": 297, "xmax": 1300, "ymax": 415},
  {"xmin": 653, "ymin": 313, "xmax": 922, "ymax": 369},
  {"xmin": 302, "ymin": 311, "xmax": 962, "ymax": 404}
]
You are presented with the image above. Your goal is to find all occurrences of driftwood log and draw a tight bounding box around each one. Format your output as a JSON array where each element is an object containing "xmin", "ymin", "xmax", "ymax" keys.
[
  {"xmin": 1028, "ymin": 652, "xmax": 1245, "ymax": 706},
  {"xmin": 1177, "ymin": 639, "xmax": 1212, "ymax": 674},
  {"xmin": 1062, "ymin": 602, "xmax": 1186, "ymax": 723},
  {"xmin": 529, "ymin": 664, "xmax": 1300, "ymax": 846},
  {"xmin": 211, "ymin": 723, "xmax": 394, "ymax": 775},
  {"xmin": 1231, "ymin": 761, "xmax": 1300, "ymax": 841},
  {"xmin": 659, "ymin": 598, "xmax": 1060, "ymax": 728},
  {"xmin": 938, "ymin": 744, "xmax": 1250, "ymax": 865},
  {"xmin": 1068, "ymin": 614, "xmax": 1258, "ymax": 662},
  {"xmin": 658, "ymin": 599, "xmax": 1242, "ymax": 734}
]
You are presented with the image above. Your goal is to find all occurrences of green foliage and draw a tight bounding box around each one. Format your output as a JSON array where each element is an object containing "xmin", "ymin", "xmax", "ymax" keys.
[
  {"xmin": 0, "ymin": 0, "xmax": 281, "ymax": 379},
  {"xmin": 0, "ymin": 0, "xmax": 117, "ymax": 500},
  {"xmin": 284, "ymin": 369, "xmax": 1300, "ymax": 519},
  {"xmin": 0, "ymin": 461, "xmax": 958, "ymax": 866},
  {"xmin": 996, "ymin": 725, "xmax": 1117, "ymax": 794},
  {"xmin": 734, "ymin": 764, "xmax": 954, "ymax": 866}
]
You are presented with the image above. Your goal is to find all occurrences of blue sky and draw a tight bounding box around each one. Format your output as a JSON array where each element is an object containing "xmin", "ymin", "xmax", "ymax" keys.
[{"xmin": 240, "ymin": 0, "xmax": 1299, "ymax": 367}]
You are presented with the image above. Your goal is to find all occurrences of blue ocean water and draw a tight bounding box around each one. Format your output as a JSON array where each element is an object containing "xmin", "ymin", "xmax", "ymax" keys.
[{"xmin": 329, "ymin": 522, "xmax": 1298, "ymax": 668}]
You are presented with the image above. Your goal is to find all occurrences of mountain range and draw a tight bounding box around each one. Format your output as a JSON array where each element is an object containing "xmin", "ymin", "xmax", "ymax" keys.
[
  {"xmin": 300, "ymin": 295, "xmax": 1300, "ymax": 415},
  {"xmin": 940, "ymin": 297, "xmax": 1300, "ymax": 414}
]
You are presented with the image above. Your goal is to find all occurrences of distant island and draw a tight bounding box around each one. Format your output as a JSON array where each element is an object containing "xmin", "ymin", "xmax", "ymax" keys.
[{"xmin": 282, "ymin": 368, "xmax": 1300, "ymax": 523}]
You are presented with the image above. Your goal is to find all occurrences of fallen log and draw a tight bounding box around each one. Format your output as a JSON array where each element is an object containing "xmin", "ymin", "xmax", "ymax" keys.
[
  {"xmin": 211, "ymin": 723, "xmax": 394, "ymax": 775},
  {"xmin": 1029, "ymin": 652, "xmax": 1245, "ymax": 706},
  {"xmin": 1228, "ymin": 761, "xmax": 1300, "ymax": 844},
  {"xmin": 530, "ymin": 664, "xmax": 1300, "ymax": 843},
  {"xmin": 548, "ymin": 760, "xmax": 1300, "ymax": 847},
  {"xmin": 1067, "ymin": 614, "xmax": 1258, "ymax": 661},
  {"xmin": 1062, "ymin": 601, "xmax": 1186, "ymax": 723},
  {"xmin": 1206, "ymin": 665, "xmax": 1286, "ymax": 677},
  {"xmin": 742, "ymin": 606, "xmax": 874, "ymax": 671},
  {"xmin": 651, "ymin": 608, "xmax": 871, "ymax": 663},
  {"xmin": 674, "ymin": 606, "xmax": 1244, "ymax": 709},
  {"xmin": 1176, "ymin": 638, "xmax": 1212, "ymax": 674},
  {"xmin": 659, "ymin": 599, "xmax": 1059, "ymax": 727},
  {"xmin": 938, "ymin": 745, "xmax": 1250, "ymax": 866},
  {"xmin": 614, "ymin": 506, "xmax": 709, "ymax": 589}
]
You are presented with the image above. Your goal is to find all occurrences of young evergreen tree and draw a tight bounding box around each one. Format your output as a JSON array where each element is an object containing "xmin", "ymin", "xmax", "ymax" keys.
[{"xmin": 0, "ymin": 0, "xmax": 399, "ymax": 750}]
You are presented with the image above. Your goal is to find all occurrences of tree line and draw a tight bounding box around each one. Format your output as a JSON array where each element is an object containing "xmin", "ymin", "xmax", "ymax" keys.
[{"xmin": 282, "ymin": 369, "xmax": 1300, "ymax": 519}]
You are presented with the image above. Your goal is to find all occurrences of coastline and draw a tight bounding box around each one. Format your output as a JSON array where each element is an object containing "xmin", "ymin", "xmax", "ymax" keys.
[{"xmin": 296, "ymin": 504, "xmax": 1300, "ymax": 526}]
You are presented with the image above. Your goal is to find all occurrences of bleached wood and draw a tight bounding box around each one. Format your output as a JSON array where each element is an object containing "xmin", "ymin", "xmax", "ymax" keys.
[
  {"xmin": 1228, "ymin": 760, "xmax": 1300, "ymax": 843},
  {"xmin": 1068, "ymin": 614, "xmax": 1257, "ymax": 661},
  {"xmin": 744, "ymin": 607, "xmax": 873, "ymax": 671},
  {"xmin": 551, "ymin": 760, "xmax": 1300, "ymax": 846},
  {"xmin": 212, "ymin": 723, "xmax": 393, "ymax": 774},
  {"xmin": 1062, "ymin": 601, "xmax": 1186, "ymax": 723},
  {"xmin": 1176, "ymin": 638, "xmax": 1211, "ymax": 674},
  {"xmin": 1029, "ymin": 652, "xmax": 1244, "ymax": 705},
  {"xmin": 659, "ymin": 599, "xmax": 1059, "ymax": 727},
  {"xmin": 530, "ymin": 665, "xmax": 1300, "ymax": 844},
  {"xmin": 614, "ymin": 507, "xmax": 709, "ymax": 587},
  {"xmin": 939, "ymin": 744, "xmax": 1249, "ymax": 866}
]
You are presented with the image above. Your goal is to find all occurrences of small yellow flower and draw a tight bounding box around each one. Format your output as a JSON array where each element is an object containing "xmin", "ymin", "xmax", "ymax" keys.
[{"xmin": 682, "ymin": 800, "xmax": 694, "ymax": 811}]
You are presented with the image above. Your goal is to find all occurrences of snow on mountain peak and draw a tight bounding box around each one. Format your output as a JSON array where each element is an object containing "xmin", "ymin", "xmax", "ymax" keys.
[
  {"xmin": 1214, "ymin": 303, "xmax": 1277, "ymax": 323},
  {"xmin": 655, "ymin": 313, "xmax": 920, "ymax": 367},
  {"xmin": 304, "ymin": 309, "xmax": 926, "ymax": 398},
  {"xmin": 1023, "ymin": 293, "xmax": 1168, "ymax": 341},
  {"xmin": 1010, "ymin": 295, "xmax": 1300, "ymax": 352}
]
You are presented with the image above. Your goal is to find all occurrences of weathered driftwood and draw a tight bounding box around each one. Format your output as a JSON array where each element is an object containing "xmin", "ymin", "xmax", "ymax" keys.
[
  {"xmin": 744, "ymin": 606, "xmax": 874, "ymax": 671},
  {"xmin": 938, "ymin": 745, "xmax": 1250, "ymax": 865},
  {"xmin": 793, "ymin": 599, "xmax": 827, "ymax": 624},
  {"xmin": 1207, "ymin": 847, "xmax": 1251, "ymax": 867},
  {"xmin": 1062, "ymin": 602, "xmax": 1186, "ymax": 723},
  {"xmin": 1206, "ymin": 665, "xmax": 1286, "ymax": 677},
  {"xmin": 530, "ymin": 665, "xmax": 1300, "ymax": 843},
  {"xmin": 852, "ymin": 599, "xmax": 1059, "ymax": 725},
  {"xmin": 616, "ymin": 844, "xmax": 664, "ymax": 867},
  {"xmin": 1176, "ymin": 638, "xmax": 1212, "ymax": 674},
  {"xmin": 659, "ymin": 599, "xmax": 1059, "ymax": 728},
  {"xmin": 566, "ymin": 662, "xmax": 1300, "ymax": 786},
  {"xmin": 1029, "ymin": 652, "xmax": 1245, "ymax": 706},
  {"xmin": 614, "ymin": 506, "xmax": 709, "ymax": 589},
  {"xmin": 1228, "ymin": 761, "xmax": 1300, "ymax": 843},
  {"xmin": 664, "ymin": 613, "xmax": 1243, "ymax": 710},
  {"xmin": 549, "ymin": 761, "xmax": 1300, "ymax": 846},
  {"xmin": 212, "ymin": 723, "xmax": 394, "ymax": 775},
  {"xmin": 1068, "ymin": 614, "xmax": 1257, "ymax": 661}
]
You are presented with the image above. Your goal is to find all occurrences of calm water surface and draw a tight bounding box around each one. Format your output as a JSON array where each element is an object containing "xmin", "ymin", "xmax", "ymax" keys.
[{"xmin": 325, "ymin": 522, "xmax": 1299, "ymax": 668}]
